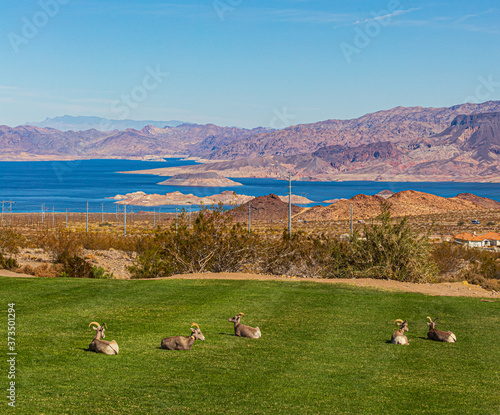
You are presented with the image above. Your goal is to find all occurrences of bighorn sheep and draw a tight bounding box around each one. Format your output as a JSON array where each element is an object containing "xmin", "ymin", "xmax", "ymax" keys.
[
  {"xmin": 88, "ymin": 322, "xmax": 119, "ymax": 355},
  {"xmin": 228, "ymin": 313, "xmax": 261, "ymax": 338},
  {"xmin": 426, "ymin": 317, "xmax": 457, "ymax": 342},
  {"xmin": 391, "ymin": 319, "xmax": 409, "ymax": 345},
  {"xmin": 161, "ymin": 323, "xmax": 205, "ymax": 350}
]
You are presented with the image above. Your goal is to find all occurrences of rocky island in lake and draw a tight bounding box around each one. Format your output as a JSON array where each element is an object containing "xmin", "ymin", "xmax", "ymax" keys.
[{"xmin": 158, "ymin": 172, "xmax": 242, "ymax": 187}]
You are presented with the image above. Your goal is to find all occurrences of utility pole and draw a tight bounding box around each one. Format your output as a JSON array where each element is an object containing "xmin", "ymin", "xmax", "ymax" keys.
[
  {"xmin": 52, "ymin": 206, "xmax": 55, "ymax": 227},
  {"xmin": 41, "ymin": 204, "xmax": 44, "ymax": 224},
  {"xmin": 1, "ymin": 200, "xmax": 16, "ymax": 226},
  {"xmin": 248, "ymin": 201, "xmax": 251, "ymax": 233},
  {"xmin": 86, "ymin": 201, "xmax": 89, "ymax": 232},
  {"xmin": 351, "ymin": 204, "xmax": 353, "ymax": 236},
  {"xmin": 189, "ymin": 204, "xmax": 191, "ymax": 230},
  {"xmin": 175, "ymin": 207, "xmax": 178, "ymax": 234},
  {"xmin": 153, "ymin": 209, "xmax": 156, "ymax": 227},
  {"xmin": 124, "ymin": 205, "xmax": 127, "ymax": 236},
  {"xmin": 288, "ymin": 173, "xmax": 292, "ymax": 235}
]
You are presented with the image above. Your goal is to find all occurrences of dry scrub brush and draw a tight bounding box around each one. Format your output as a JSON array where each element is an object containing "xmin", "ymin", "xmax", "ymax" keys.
[{"xmin": 343, "ymin": 204, "xmax": 438, "ymax": 282}]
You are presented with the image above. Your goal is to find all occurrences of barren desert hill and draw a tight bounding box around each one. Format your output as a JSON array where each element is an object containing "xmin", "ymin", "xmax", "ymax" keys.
[
  {"xmin": 453, "ymin": 193, "xmax": 500, "ymax": 209},
  {"xmin": 295, "ymin": 190, "xmax": 496, "ymax": 222},
  {"xmin": 230, "ymin": 194, "xmax": 304, "ymax": 222},
  {"xmin": 297, "ymin": 194, "xmax": 388, "ymax": 222}
]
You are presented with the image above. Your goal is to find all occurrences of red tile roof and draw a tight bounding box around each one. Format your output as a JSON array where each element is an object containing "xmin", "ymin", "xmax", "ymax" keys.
[{"xmin": 454, "ymin": 232, "xmax": 500, "ymax": 242}]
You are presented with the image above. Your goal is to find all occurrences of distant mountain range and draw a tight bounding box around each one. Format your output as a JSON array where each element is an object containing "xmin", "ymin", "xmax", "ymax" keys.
[
  {"xmin": 2, "ymin": 101, "xmax": 500, "ymax": 182},
  {"xmin": 24, "ymin": 115, "xmax": 186, "ymax": 132}
]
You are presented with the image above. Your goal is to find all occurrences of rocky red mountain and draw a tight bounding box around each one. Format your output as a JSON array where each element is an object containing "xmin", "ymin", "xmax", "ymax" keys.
[
  {"xmin": 204, "ymin": 101, "xmax": 500, "ymax": 160},
  {"xmin": 2, "ymin": 101, "xmax": 500, "ymax": 182},
  {"xmin": 131, "ymin": 109, "xmax": 500, "ymax": 182},
  {"xmin": 0, "ymin": 123, "xmax": 268, "ymax": 160}
]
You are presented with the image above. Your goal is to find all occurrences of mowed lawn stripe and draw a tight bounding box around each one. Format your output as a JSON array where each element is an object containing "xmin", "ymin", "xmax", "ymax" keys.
[{"xmin": 1, "ymin": 277, "xmax": 498, "ymax": 414}]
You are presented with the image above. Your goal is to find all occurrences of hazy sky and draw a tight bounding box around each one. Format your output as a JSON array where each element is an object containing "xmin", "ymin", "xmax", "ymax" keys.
[{"xmin": 1, "ymin": 0, "xmax": 500, "ymax": 128}]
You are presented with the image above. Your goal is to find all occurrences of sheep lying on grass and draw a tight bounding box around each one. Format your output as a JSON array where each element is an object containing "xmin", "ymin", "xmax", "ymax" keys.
[
  {"xmin": 161, "ymin": 323, "xmax": 205, "ymax": 350},
  {"xmin": 228, "ymin": 313, "xmax": 261, "ymax": 338},
  {"xmin": 391, "ymin": 319, "xmax": 409, "ymax": 345},
  {"xmin": 88, "ymin": 322, "xmax": 119, "ymax": 355},
  {"xmin": 427, "ymin": 317, "xmax": 457, "ymax": 342}
]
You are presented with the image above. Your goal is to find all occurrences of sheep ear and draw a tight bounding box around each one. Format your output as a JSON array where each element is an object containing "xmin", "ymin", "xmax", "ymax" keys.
[{"xmin": 190, "ymin": 328, "xmax": 195, "ymax": 333}]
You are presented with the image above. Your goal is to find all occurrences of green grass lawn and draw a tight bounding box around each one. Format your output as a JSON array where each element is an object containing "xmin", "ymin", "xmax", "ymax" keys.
[{"xmin": 1, "ymin": 277, "xmax": 499, "ymax": 414}]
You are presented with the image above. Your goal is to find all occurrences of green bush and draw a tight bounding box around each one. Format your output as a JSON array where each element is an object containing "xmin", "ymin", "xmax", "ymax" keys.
[
  {"xmin": 91, "ymin": 266, "xmax": 114, "ymax": 279},
  {"xmin": 345, "ymin": 204, "xmax": 437, "ymax": 282},
  {"xmin": 56, "ymin": 250, "xmax": 93, "ymax": 278}
]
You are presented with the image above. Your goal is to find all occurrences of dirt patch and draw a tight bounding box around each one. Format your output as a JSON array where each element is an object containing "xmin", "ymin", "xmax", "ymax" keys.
[{"xmin": 12, "ymin": 248, "xmax": 134, "ymax": 279}]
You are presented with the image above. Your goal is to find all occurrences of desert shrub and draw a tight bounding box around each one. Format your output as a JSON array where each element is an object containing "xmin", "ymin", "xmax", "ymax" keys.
[
  {"xmin": 130, "ymin": 206, "xmax": 265, "ymax": 278},
  {"xmin": 262, "ymin": 231, "xmax": 335, "ymax": 278},
  {"xmin": 432, "ymin": 242, "xmax": 473, "ymax": 274},
  {"xmin": 486, "ymin": 221, "xmax": 495, "ymax": 226},
  {"xmin": 17, "ymin": 264, "xmax": 35, "ymax": 275},
  {"xmin": 129, "ymin": 248, "xmax": 173, "ymax": 279},
  {"xmin": 432, "ymin": 242, "xmax": 500, "ymax": 280},
  {"xmin": 457, "ymin": 221, "xmax": 464, "ymax": 226},
  {"xmin": 91, "ymin": 266, "xmax": 114, "ymax": 279},
  {"xmin": 33, "ymin": 263, "xmax": 62, "ymax": 278},
  {"xmin": 0, "ymin": 228, "xmax": 25, "ymax": 254},
  {"xmin": 0, "ymin": 252, "xmax": 19, "ymax": 270},
  {"xmin": 33, "ymin": 228, "xmax": 145, "ymax": 260},
  {"xmin": 37, "ymin": 229, "xmax": 82, "ymax": 260},
  {"xmin": 78, "ymin": 231, "xmax": 143, "ymax": 252},
  {"xmin": 345, "ymin": 204, "xmax": 437, "ymax": 282},
  {"xmin": 56, "ymin": 250, "xmax": 94, "ymax": 278}
]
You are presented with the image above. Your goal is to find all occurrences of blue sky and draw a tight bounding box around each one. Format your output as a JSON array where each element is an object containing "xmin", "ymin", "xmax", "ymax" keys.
[{"xmin": 1, "ymin": 0, "xmax": 499, "ymax": 128}]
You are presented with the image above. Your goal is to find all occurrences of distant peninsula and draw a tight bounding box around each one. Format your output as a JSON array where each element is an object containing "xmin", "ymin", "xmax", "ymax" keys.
[{"xmin": 158, "ymin": 172, "xmax": 242, "ymax": 187}]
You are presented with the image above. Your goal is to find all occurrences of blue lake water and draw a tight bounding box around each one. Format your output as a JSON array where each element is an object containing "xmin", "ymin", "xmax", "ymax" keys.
[{"xmin": 0, "ymin": 159, "xmax": 499, "ymax": 212}]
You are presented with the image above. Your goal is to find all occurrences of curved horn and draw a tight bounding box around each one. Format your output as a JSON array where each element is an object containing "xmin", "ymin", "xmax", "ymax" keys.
[
  {"xmin": 393, "ymin": 319, "xmax": 404, "ymax": 324},
  {"xmin": 88, "ymin": 321, "xmax": 100, "ymax": 328},
  {"xmin": 102, "ymin": 323, "xmax": 107, "ymax": 329},
  {"xmin": 191, "ymin": 322, "xmax": 199, "ymax": 330},
  {"xmin": 427, "ymin": 316, "xmax": 433, "ymax": 322},
  {"xmin": 237, "ymin": 313, "xmax": 245, "ymax": 316}
]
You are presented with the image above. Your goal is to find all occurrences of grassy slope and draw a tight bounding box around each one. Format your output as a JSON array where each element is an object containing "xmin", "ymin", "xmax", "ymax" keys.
[{"xmin": 0, "ymin": 277, "xmax": 499, "ymax": 414}]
